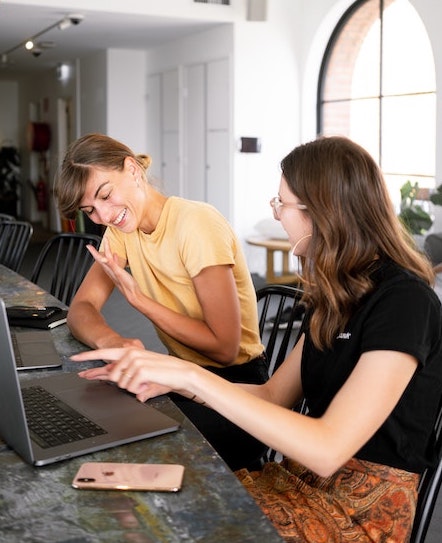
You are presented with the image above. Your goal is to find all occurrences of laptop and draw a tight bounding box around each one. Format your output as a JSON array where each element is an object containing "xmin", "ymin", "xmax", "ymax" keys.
[
  {"xmin": 0, "ymin": 298, "xmax": 180, "ymax": 466},
  {"xmin": 11, "ymin": 329, "xmax": 62, "ymax": 370}
]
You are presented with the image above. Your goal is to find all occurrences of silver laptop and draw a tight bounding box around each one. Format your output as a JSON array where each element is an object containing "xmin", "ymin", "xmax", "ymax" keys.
[
  {"xmin": 11, "ymin": 329, "xmax": 62, "ymax": 370},
  {"xmin": 0, "ymin": 298, "xmax": 180, "ymax": 466}
]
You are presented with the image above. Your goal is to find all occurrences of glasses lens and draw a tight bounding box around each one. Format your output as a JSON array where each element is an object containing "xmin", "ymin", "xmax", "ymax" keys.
[{"xmin": 270, "ymin": 197, "xmax": 280, "ymax": 218}]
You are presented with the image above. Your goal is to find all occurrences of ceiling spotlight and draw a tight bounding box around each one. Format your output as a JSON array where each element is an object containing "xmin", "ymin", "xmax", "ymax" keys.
[
  {"xmin": 58, "ymin": 17, "xmax": 72, "ymax": 31},
  {"xmin": 0, "ymin": 13, "xmax": 85, "ymax": 67},
  {"xmin": 68, "ymin": 14, "xmax": 84, "ymax": 25}
]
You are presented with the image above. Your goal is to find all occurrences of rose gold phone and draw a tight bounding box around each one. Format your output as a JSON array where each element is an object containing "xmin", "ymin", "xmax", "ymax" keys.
[{"xmin": 72, "ymin": 462, "xmax": 185, "ymax": 492}]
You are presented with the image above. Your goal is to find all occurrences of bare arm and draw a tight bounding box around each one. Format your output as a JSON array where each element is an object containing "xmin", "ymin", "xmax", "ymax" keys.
[
  {"xmin": 87, "ymin": 240, "xmax": 242, "ymax": 364},
  {"xmin": 67, "ymin": 262, "xmax": 144, "ymax": 349},
  {"xmin": 73, "ymin": 343, "xmax": 417, "ymax": 477}
]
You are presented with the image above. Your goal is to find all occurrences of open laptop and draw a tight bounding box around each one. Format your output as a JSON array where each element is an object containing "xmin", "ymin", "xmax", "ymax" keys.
[
  {"xmin": 11, "ymin": 329, "xmax": 62, "ymax": 370},
  {"xmin": 0, "ymin": 298, "xmax": 180, "ymax": 466}
]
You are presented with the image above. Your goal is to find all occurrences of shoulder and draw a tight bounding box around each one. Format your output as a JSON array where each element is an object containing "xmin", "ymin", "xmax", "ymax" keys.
[
  {"xmin": 371, "ymin": 260, "xmax": 436, "ymax": 300},
  {"xmin": 362, "ymin": 260, "xmax": 441, "ymax": 334},
  {"xmin": 169, "ymin": 197, "xmax": 224, "ymax": 218},
  {"xmin": 168, "ymin": 197, "xmax": 233, "ymax": 233}
]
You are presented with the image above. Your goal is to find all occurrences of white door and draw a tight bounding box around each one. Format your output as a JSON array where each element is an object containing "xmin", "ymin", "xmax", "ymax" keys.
[
  {"xmin": 184, "ymin": 63, "xmax": 206, "ymax": 202},
  {"xmin": 161, "ymin": 69, "xmax": 181, "ymax": 196}
]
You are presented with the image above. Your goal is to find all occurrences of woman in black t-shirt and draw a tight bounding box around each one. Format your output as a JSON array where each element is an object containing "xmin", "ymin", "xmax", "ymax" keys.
[{"xmin": 72, "ymin": 136, "xmax": 442, "ymax": 543}]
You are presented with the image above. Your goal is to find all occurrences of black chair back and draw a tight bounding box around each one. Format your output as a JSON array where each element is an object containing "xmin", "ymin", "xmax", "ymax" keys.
[
  {"xmin": 30, "ymin": 232, "xmax": 102, "ymax": 306},
  {"xmin": 410, "ymin": 396, "xmax": 442, "ymax": 542},
  {"xmin": 0, "ymin": 220, "xmax": 33, "ymax": 272},
  {"xmin": 256, "ymin": 284, "xmax": 304, "ymax": 376},
  {"xmin": 0, "ymin": 213, "xmax": 15, "ymax": 222}
]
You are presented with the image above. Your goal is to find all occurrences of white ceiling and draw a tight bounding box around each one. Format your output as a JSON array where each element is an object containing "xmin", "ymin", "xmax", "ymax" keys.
[{"xmin": 0, "ymin": 3, "xmax": 223, "ymax": 75}]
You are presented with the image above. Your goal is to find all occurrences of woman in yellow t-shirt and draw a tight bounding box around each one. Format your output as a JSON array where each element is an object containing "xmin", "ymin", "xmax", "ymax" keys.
[{"xmin": 55, "ymin": 133, "xmax": 266, "ymax": 470}]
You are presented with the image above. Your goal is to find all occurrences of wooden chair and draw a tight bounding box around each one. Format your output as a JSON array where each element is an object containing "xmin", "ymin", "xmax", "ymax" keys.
[
  {"xmin": 30, "ymin": 232, "xmax": 102, "ymax": 306},
  {"xmin": 0, "ymin": 220, "xmax": 33, "ymax": 272}
]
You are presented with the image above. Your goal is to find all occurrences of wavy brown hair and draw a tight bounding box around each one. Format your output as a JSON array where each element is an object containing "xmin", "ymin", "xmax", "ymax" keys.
[
  {"xmin": 281, "ymin": 136, "xmax": 434, "ymax": 350},
  {"xmin": 54, "ymin": 133, "xmax": 151, "ymax": 220}
]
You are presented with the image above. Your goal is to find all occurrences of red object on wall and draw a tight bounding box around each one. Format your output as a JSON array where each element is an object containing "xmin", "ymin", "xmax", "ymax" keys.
[
  {"xmin": 27, "ymin": 122, "xmax": 51, "ymax": 152},
  {"xmin": 36, "ymin": 179, "xmax": 47, "ymax": 211}
]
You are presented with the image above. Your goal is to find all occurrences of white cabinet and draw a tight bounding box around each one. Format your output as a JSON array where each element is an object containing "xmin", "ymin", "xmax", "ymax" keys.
[{"xmin": 147, "ymin": 57, "xmax": 232, "ymax": 220}]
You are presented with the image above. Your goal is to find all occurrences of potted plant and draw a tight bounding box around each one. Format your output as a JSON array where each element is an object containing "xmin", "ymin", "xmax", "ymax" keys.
[
  {"xmin": 430, "ymin": 184, "xmax": 442, "ymax": 207},
  {"xmin": 0, "ymin": 145, "xmax": 21, "ymax": 216},
  {"xmin": 398, "ymin": 180, "xmax": 433, "ymax": 235}
]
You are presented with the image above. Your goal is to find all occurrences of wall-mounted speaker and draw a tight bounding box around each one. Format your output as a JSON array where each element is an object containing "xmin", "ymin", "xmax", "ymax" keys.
[{"xmin": 239, "ymin": 137, "xmax": 261, "ymax": 153}]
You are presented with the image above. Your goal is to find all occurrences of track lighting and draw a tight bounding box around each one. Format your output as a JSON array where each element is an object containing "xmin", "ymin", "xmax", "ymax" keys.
[
  {"xmin": 58, "ymin": 18, "xmax": 72, "ymax": 31},
  {"xmin": 0, "ymin": 13, "xmax": 84, "ymax": 62}
]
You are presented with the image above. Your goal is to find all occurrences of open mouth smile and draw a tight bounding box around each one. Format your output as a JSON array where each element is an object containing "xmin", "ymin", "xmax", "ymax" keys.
[{"xmin": 113, "ymin": 208, "xmax": 127, "ymax": 226}]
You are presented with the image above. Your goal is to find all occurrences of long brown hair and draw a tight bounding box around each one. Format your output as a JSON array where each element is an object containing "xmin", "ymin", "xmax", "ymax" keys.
[
  {"xmin": 54, "ymin": 133, "xmax": 151, "ymax": 219},
  {"xmin": 281, "ymin": 136, "xmax": 434, "ymax": 350}
]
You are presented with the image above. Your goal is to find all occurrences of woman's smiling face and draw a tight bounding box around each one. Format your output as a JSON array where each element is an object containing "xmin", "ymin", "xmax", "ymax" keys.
[{"xmin": 79, "ymin": 158, "xmax": 143, "ymax": 233}]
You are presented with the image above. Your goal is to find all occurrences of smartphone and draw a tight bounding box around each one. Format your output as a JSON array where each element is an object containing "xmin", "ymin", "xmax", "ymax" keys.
[
  {"xmin": 7, "ymin": 306, "xmax": 59, "ymax": 320},
  {"xmin": 72, "ymin": 462, "xmax": 185, "ymax": 492}
]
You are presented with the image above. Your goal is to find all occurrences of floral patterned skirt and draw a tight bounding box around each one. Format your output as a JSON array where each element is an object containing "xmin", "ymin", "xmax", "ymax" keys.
[{"xmin": 235, "ymin": 457, "xmax": 419, "ymax": 543}]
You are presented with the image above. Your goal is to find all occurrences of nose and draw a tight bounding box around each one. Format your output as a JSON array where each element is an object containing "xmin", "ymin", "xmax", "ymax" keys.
[{"xmin": 92, "ymin": 202, "xmax": 111, "ymax": 225}]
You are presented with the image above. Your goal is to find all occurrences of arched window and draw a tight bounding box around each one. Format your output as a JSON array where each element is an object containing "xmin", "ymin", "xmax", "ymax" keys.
[{"xmin": 318, "ymin": 0, "xmax": 436, "ymax": 208}]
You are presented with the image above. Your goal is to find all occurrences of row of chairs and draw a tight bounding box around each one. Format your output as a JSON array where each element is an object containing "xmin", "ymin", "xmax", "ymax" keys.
[
  {"xmin": 257, "ymin": 282, "xmax": 442, "ymax": 543},
  {"xmin": 0, "ymin": 218, "xmax": 101, "ymax": 305}
]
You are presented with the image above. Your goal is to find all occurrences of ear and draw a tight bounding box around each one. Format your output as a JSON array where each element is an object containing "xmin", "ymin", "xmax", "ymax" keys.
[{"xmin": 123, "ymin": 156, "xmax": 137, "ymax": 176}]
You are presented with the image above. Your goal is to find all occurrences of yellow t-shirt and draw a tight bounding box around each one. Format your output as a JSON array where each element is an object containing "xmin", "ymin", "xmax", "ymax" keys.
[{"xmin": 102, "ymin": 196, "xmax": 263, "ymax": 367}]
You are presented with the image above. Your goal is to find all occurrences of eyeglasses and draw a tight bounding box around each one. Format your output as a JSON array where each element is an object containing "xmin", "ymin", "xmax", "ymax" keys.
[{"xmin": 270, "ymin": 196, "xmax": 307, "ymax": 219}]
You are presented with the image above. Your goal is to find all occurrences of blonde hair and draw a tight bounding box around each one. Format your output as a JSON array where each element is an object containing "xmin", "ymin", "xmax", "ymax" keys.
[{"xmin": 54, "ymin": 133, "xmax": 151, "ymax": 219}]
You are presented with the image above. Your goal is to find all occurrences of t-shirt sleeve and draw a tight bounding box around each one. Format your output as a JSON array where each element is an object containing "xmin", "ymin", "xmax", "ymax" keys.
[
  {"xmin": 361, "ymin": 279, "xmax": 442, "ymax": 367},
  {"xmin": 176, "ymin": 205, "xmax": 237, "ymax": 278}
]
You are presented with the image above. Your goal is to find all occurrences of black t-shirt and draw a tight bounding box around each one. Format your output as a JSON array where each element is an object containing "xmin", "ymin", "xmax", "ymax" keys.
[{"xmin": 301, "ymin": 260, "xmax": 442, "ymax": 473}]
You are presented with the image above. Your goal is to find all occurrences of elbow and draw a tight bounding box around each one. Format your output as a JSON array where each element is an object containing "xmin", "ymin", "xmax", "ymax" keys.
[
  {"xmin": 304, "ymin": 452, "xmax": 349, "ymax": 478},
  {"xmin": 211, "ymin": 344, "xmax": 240, "ymax": 366},
  {"xmin": 313, "ymin": 461, "xmax": 342, "ymax": 479},
  {"xmin": 66, "ymin": 308, "xmax": 76, "ymax": 330}
]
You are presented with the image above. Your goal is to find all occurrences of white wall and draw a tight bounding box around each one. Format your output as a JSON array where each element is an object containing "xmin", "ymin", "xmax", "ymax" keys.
[
  {"xmin": 107, "ymin": 49, "xmax": 148, "ymax": 153},
  {"xmin": 233, "ymin": 0, "xmax": 302, "ymax": 275},
  {"xmin": 2, "ymin": 0, "xmax": 442, "ymax": 277},
  {"xmin": 79, "ymin": 50, "xmax": 107, "ymax": 136},
  {"xmin": 0, "ymin": 81, "xmax": 19, "ymax": 146}
]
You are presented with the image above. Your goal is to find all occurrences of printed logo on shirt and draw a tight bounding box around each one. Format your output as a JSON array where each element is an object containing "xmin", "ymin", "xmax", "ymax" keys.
[{"xmin": 337, "ymin": 332, "xmax": 351, "ymax": 340}]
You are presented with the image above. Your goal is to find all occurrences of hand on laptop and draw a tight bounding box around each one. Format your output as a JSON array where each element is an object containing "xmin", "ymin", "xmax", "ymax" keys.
[{"xmin": 72, "ymin": 347, "xmax": 196, "ymax": 403}]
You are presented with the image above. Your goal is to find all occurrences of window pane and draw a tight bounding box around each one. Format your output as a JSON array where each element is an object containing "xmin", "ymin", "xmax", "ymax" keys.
[
  {"xmin": 323, "ymin": 0, "xmax": 380, "ymax": 101},
  {"xmin": 382, "ymin": 0, "xmax": 436, "ymax": 94},
  {"xmin": 381, "ymin": 93, "xmax": 436, "ymax": 177},
  {"xmin": 348, "ymin": 98, "xmax": 380, "ymax": 163},
  {"xmin": 319, "ymin": 0, "xmax": 435, "ymax": 197},
  {"xmin": 322, "ymin": 99, "xmax": 380, "ymax": 163}
]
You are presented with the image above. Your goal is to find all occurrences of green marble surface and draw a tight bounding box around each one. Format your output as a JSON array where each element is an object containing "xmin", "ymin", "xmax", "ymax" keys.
[{"xmin": 0, "ymin": 265, "xmax": 283, "ymax": 543}]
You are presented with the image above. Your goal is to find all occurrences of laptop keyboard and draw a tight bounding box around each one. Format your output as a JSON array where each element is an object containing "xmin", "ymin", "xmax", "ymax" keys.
[{"xmin": 22, "ymin": 385, "xmax": 108, "ymax": 449}]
